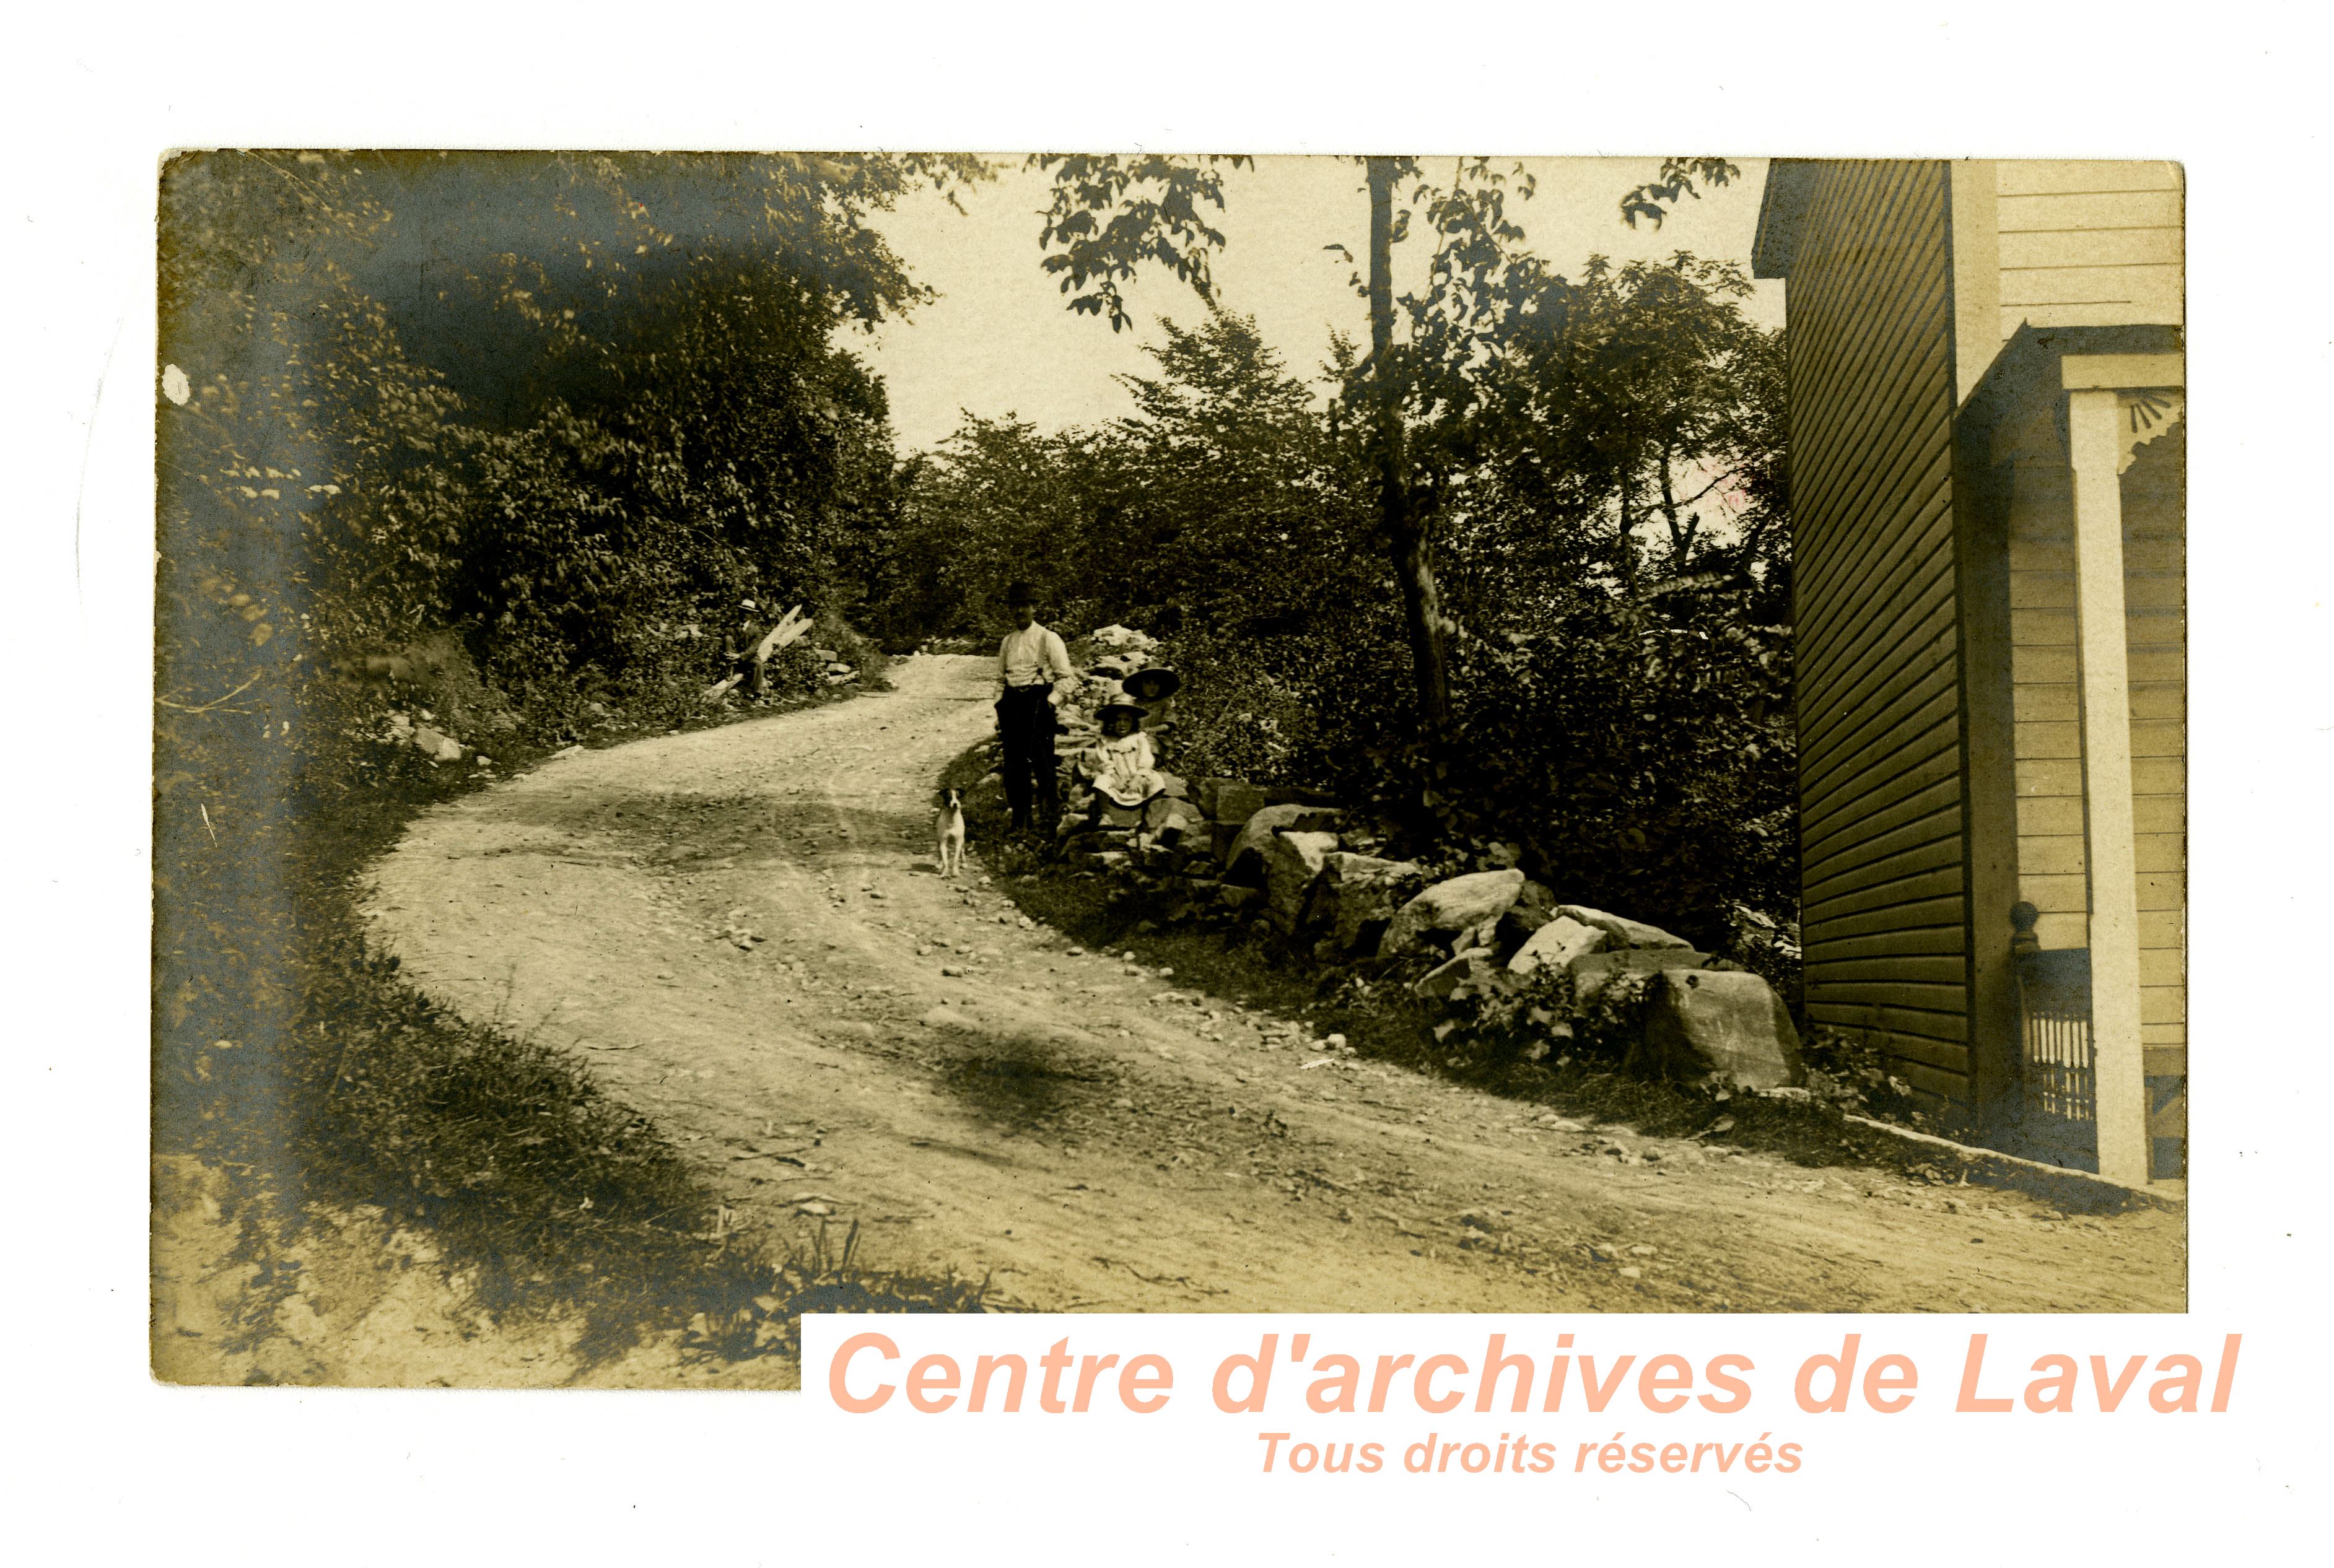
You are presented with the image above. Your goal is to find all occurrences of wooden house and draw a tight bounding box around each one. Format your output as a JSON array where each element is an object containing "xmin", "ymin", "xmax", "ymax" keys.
[{"xmin": 1752, "ymin": 160, "xmax": 2184, "ymax": 1187}]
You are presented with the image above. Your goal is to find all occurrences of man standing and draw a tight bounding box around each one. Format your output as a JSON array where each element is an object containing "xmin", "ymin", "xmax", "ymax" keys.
[{"xmin": 995, "ymin": 582, "xmax": 1074, "ymax": 834}]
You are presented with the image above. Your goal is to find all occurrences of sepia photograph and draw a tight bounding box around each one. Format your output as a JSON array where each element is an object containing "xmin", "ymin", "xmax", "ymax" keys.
[{"xmin": 151, "ymin": 149, "xmax": 2188, "ymax": 1390}]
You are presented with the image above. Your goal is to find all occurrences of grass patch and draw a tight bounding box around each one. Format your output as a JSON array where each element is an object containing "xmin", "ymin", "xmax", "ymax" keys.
[{"xmin": 680, "ymin": 1220, "xmax": 996, "ymax": 1362}]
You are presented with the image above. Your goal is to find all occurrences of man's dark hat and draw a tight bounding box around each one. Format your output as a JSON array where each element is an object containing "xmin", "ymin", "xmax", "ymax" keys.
[
  {"xmin": 1004, "ymin": 581, "xmax": 1036, "ymax": 606},
  {"xmin": 1121, "ymin": 666, "xmax": 1180, "ymax": 703}
]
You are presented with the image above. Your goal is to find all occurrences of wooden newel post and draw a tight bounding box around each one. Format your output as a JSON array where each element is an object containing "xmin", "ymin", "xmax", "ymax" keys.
[{"xmin": 2065, "ymin": 388, "xmax": 2148, "ymax": 1187}]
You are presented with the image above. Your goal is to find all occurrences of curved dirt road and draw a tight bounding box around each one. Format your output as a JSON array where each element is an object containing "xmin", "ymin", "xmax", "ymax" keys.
[{"xmin": 367, "ymin": 655, "xmax": 2184, "ymax": 1317}]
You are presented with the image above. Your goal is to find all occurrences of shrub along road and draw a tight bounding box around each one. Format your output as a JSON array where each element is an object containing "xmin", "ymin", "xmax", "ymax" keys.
[{"xmin": 368, "ymin": 654, "xmax": 2185, "ymax": 1324}]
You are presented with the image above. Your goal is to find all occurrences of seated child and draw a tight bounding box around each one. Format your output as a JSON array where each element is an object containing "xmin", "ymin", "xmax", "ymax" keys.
[{"xmin": 1078, "ymin": 700, "xmax": 1165, "ymax": 822}]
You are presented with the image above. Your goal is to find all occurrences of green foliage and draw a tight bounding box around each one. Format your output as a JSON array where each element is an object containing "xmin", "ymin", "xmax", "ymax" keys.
[
  {"xmin": 1617, "ymin": 158, "xmax": 1745, "ymax": 229},
  {"xmin": 894, "ymin": 251, "xmax": 1796, "ymax": 951},
  {"xmin": 1430, "ymin": 579, "xmax": 1798, "ymax": 949},
  {"xmin": 859, "ymin": 415, "xmax": 1124, "ymax": 644},
  {"xmin": 154, "ymin": 152, "xmax": 987, "ymax": 1356},
  {"xmin": 157, "ymin": 150, "xmax": 983, "ymax": 754},
  {"xmin": 1027, "ymin": 154, "xmax": 1254, "ymax": 331}
]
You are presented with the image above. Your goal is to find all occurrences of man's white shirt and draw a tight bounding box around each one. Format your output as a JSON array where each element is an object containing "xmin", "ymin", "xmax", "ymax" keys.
[{"xmin": 998, "ymin": 623, "xmax": 1073, "ymax": 693}]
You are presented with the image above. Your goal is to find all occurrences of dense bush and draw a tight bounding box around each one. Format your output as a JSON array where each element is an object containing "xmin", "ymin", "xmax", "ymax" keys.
[
  {"xmin": 886, "ymin": 271, "xmax": 1796, "ymax": 955},
  {"xmin": 154, "ymin": 152, "xmax": 984, "ymax": 1352}
]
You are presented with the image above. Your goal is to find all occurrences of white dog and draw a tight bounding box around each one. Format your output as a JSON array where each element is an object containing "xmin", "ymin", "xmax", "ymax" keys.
[{"xmin": 935, "ymin": 787, "xmax": 968, "ymax": 878}]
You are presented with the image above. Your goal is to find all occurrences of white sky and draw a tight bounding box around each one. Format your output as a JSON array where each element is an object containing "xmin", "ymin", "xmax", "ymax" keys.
[{"xmin": 854, "ymin": 155, "xmax": 1785, "ymax": 453}]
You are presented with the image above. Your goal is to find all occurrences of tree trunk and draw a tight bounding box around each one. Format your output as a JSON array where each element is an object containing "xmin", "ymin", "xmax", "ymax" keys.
[
  {"xmin": 1657, "ymin": 445, "xmax": 1685, "ymax": 557},
  {"xmin": 1366, "ymin": 155, "xmax": 1451, "ymax": 738},
  {"xmin": 1615, "ymin": 472, "xmax": 1638, "ymax": 589}
]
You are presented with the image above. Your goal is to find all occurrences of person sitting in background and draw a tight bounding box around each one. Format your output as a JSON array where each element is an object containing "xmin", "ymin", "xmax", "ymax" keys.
[{"xmin": 723, "ymin": 599, "xmax": 770, "ymax": 699}]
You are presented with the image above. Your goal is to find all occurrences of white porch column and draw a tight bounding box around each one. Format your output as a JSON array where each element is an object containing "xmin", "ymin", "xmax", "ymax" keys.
[{"xmin": 2065, "ymin": 388, "xmax": 2148, "ymax": 1187}]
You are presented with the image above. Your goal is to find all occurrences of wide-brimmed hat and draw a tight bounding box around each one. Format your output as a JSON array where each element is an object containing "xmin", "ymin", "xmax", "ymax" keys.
[
  {"xmin": 1095, "ymin": 700, "xmax": 1148, "ymax": 726},
  {"xmin": 1121, "ymin": 665, "xmax": 1180, "ymax": 703}
]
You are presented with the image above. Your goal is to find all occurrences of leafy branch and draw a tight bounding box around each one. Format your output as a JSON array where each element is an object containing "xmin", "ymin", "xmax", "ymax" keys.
[{"xmin": 1618, "ymin": 158, "xmax": 1744, "ymax": 229}]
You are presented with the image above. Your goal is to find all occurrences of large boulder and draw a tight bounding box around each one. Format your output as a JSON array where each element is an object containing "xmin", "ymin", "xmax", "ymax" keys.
[
  {"xmin": 1153, "ymin": 798, "xmax": 1209, "ymax": 845},
  {"xmin": 1508, "ymin": 915, "xmax": 1608, "ymax": 976},
  {"xmin": 1569, "ymin": 946, "xmax": 1711, "ymax": 1003},
  {"xmin": 1200, "ymin": 778, "xmax": 1272, "ymax": 827},
  {"xmin": 1382, "ymin": 869, "xmax": 1527, "ymax": 956},
  {"xmin": 1223, "ymin": 803, "xmax": 1345, "ymax": 882},
  {"xmin": 1308, "ymin": 853, "xmax": 1428, "ymax": 953},
  {"xmin": 1556, "ymin": 904, "xmax": 1692, "ymax": 950},
  {"xmin": 1627, "ymin": 969, "xmax": 1804, "ymax": 1091},
  {"xmin": 1264, "ymin": 830, "xmax": 1341, "ymax": 934}
]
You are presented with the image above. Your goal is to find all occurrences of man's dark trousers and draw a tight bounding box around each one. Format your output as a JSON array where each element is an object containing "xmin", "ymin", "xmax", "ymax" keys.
[{"xmin": 996, "ymin": 685, "xmax": 1060, "ymax": 832}]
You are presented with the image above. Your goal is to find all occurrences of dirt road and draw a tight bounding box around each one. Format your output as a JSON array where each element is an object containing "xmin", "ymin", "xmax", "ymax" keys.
[{"xmin": 367, "ymin": 654, "xmax": 2185, "ymax": 1319}]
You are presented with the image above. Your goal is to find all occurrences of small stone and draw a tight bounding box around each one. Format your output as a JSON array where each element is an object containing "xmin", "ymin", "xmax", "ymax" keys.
[
  {"xmin": 1112, "ymin": 1097, "xmax": 1135, "ymax": 1110},
  {"xmin": 1618, "ymin": 1266, "xmax": 1643, "ymax": 1281}
]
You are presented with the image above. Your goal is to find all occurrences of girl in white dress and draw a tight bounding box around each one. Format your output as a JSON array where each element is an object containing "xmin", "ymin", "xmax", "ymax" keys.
[{"xmin": 1080, "ymin": 701, "xmax": 1164, "ymax": 810}]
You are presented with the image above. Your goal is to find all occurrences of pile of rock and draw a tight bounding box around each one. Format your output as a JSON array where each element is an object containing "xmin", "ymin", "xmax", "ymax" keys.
[
  {"xmin": 1382, "ymin": 871, "xmax": 1803, "ymax": 1092},
  {"xmin": 1054, "ymin": 770, "xmax": 1338, "ymax": 915},
  {"xmin": 382, "ymin": 707, "xmax": 494, "ymax": 771},
  {"xmin": 1068, "ymin": 788, "xmax": 1803, "ymax": 1092},
  {"xmin": 811, "ymin": 646, "xmax": 860, "ymax": 687},
  {"xmin": 984, "ymin": 625, "xmax": 1802, "ymax": 1095},
  {"xmin": 1051, "ymin": 624, "xmax": 1171, "ymax": 753}
]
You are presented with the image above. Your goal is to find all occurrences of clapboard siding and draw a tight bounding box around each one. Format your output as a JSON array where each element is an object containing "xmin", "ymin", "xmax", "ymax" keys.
[
  {"xmin": 2123, "ymin": 425, "xmax": 2187, "ymax": 1051},
  {"xmin": 1998, "ymin": 228, "xmax": 2182, "ymax": 270},
  {"xmin": 1993, "ymin": 161, "xmax": 2184, "ymax": 343},
  {"xmin": 2004, "ymin": 458, "xmax": 2089, "ymax": 948},
  {"xmin": 1786, "ymin": 160, "xmax": 1970, "ymax": 1090},
  {"xmin": 2001, "ymin": 420, "xmax": 2188, "ymax": 1021}
]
